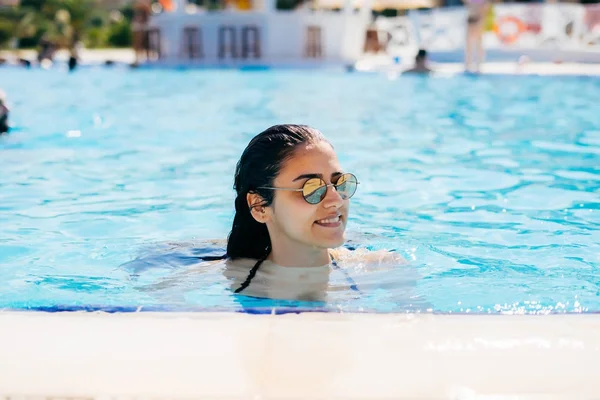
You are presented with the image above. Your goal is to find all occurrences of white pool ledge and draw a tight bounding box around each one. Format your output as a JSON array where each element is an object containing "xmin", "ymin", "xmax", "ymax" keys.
[{"xmin": 1, "ymin": 312, "xmax": 599, "ymax": 399}]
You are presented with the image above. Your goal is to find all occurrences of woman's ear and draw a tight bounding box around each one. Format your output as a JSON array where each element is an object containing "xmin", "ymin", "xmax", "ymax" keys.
[{"xmin": 247, "ymin": 192, "xmax": 271, "ymax": 223}]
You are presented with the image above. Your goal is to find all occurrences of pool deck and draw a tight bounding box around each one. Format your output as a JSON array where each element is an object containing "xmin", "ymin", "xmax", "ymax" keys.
[
  {"xmin": 1, "ymin": 48, "xmax": 600, "ymax": 76},
  {"xmin": 379, "ymin": 61, "xmax": 600, "ymax": 76},
  {"xmin": 354, "ymin": 54, "xmax": 600, "ymax": 76},
  {"xmin": 1, "ymin": 311, "xmax": 599, "ymax": 399}
]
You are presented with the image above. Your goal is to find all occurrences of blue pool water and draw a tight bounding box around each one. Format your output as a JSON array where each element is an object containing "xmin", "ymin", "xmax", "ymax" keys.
[{"xmin": 0, "ymin": 66, "xmax": 599, "ymax": 314}]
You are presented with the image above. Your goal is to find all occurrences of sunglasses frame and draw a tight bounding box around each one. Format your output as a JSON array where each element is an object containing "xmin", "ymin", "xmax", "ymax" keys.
[{"xmin": 258, "ymin": 172, "xmax": 359, "ymax": 205}]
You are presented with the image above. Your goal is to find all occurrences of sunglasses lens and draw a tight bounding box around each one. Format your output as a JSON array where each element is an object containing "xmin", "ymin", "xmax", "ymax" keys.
[
  {"xmin": 303, "ymin": 178, "xmax": 327, "ymax": 204},
  {"xmin": 335, "ymin": 173, "xmax": 358, "ymax": 200}
]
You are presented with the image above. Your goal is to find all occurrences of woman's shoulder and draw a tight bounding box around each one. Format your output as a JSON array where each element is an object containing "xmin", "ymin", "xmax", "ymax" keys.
[
  {"xmin": 223, "ymin": 257, "xmax": 260, "ymax": 278},
  {"xmin": 225, "ymin": 257, "xmax": 257, "ymax": 268}
]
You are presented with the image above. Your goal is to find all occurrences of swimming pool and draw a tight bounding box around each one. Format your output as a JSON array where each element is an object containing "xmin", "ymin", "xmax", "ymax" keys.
[{"xmin": 0, "ymin": 66, "xmax": 598, "ymax": 314}]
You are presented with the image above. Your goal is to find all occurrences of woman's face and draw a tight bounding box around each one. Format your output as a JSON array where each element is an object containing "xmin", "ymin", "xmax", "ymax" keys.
[{"xmin": 265, "ymin": 140, "xmax": 350, "ymax": 251}]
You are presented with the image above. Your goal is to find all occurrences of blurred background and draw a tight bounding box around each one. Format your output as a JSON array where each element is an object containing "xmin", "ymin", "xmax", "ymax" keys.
[{"xmin": 0, "ymin": 0, "xmax": 599, "ymax": 69}]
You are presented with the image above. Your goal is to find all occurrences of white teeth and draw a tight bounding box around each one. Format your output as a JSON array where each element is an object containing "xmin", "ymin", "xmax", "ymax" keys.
[{"xmin": 317, "ymin": 216, "xmax": 340, "ymax": 224}]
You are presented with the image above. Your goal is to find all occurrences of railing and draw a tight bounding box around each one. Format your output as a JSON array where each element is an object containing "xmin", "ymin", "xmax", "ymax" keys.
[
  {"xmin": 241, "ymin": 26, "xmax": 261, "ymax": 59},
  {"xmin": 146, "ymin": 28, "xmax": 162, "ymax": 61},
  {"xmin": 305, "ymin": 26, "xmax": 323, "ymax": 58},
  {"xmin": 181, "ymin": 26, "xmax": 204, "ymax": 59},
  {"xmin": 218, "ymin": 26, "xmax": 263, "ymax": 60}
]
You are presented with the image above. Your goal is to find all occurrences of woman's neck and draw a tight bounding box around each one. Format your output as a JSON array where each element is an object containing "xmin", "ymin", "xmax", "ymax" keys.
[{"xmin": 267, "ymin": 245, "xmax": 330, "ymax": 268}]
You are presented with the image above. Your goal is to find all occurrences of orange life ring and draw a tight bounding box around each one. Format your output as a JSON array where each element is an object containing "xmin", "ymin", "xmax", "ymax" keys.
[
  {"xmin": 493, "ymin": 16, "xmax": 527, "ymax": 45},
  {"xmin": 158, "ymin": 0, "xmax": 174, "ymax": 12}
]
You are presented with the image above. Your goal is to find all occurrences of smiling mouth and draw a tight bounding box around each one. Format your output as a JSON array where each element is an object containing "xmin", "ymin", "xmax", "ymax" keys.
[{"xmin": 315, "ymin": 215, "xmax": 342, "ymax": 227}]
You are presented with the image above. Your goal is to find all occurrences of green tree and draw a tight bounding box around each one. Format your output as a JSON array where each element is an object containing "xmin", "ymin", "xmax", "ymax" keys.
[
  {"xmin": 17, "ymin": 0, "xmax": 96, "ymax": 49},
  {"xmin": 107, "ymin": 19, "xmax": 132, "ymax": 47},
  {"xmin": 13, "ymin": 10, "xmax": 43, "ymax": 48},
  {"xmin": 1, "ymin": 0, "xmax": 134, "ymax": 50},
  {"xmin": 0, "ymin": 18, "xmax": 14, "ymax": 48}
]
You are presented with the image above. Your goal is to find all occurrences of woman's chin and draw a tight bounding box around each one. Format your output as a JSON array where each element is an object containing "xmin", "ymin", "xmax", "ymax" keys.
[
  {"xmin": 319, "ymin": 233, "xmax": 346, "ymax": 249},
  {"xmin": 311, "ymin": 222, "xmax": 346, "ymax": 248}
]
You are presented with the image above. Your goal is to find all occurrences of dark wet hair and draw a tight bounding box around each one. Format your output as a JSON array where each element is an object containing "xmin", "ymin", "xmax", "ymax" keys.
[
  {"xmin": 227, "ymin": 124, "xmax": 328, "ymax": 261},
  {"xmin": 416, "ymin": 49, "xmax": 428, "ymax": 61}
]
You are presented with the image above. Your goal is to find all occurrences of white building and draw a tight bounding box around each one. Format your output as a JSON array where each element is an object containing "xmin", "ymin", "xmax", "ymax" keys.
[{"xmin": 143, "ymin": 0, "xmax": 373, "ymax": 67}]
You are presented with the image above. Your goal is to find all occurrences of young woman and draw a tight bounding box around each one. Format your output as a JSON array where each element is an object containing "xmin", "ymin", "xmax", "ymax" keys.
[
  {"xmin": 131, "ymin": 124, "xmax": 405, "ymax": 302},
  {"xmin": 221, "ymin": 124, "xmax": 402, "ymax": 301}
]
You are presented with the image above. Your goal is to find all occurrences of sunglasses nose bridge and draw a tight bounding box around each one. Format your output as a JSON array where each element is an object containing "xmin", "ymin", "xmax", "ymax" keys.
[{"xmin": 321, "ymin": 182, "xmax": 345, "ymax": 203}]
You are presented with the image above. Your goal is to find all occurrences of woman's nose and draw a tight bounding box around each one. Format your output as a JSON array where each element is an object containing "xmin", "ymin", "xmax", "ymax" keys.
[{"xmin": 322, "ymin": 184, "xmax": 344, "ymax": 208}]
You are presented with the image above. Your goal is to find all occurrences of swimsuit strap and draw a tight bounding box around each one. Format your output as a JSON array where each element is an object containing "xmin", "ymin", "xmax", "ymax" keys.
[
  {"xmin": 234, "ymin": 256, "xmax": 266, "ymax": 294},
  {"xmin": 330, "ymin": 253, "xmax": 361, "ymax": 294}
]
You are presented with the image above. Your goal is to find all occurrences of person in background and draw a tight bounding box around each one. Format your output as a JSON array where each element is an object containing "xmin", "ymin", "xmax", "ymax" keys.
[
  {"xmin": 37, "ymin": 37, "xmax": 56, "ymax": 64},
  {"xmin": 132, "ymin": 0, "xmax": 151, "ymax": 66},
  {"xmin": 68, "ymin": 48, "xmax": 78, "ymax": 72},
  {"xmin": 0, "ymin": 90, "xmax": 9, "ymax": 134},
  {"xmin": 464, "ymin": 0, "xmax": 490, "ymax": 73},
  {"xmin": 403, "ymin": 49, "xmax": 432, "ymax": 74}
]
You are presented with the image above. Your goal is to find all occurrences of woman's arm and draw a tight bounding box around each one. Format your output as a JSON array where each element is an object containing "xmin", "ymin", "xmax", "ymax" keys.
[{"xmin": 331, "ymin": 247, "xmax": 408, "ymax": 269}]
